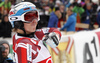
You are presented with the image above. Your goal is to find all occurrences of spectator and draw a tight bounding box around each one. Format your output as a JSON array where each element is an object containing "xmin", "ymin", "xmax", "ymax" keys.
[
  {"xmin": 71, "ymin": 0, "xmax": 84, "ymax": 26},
  {"xmin": 97, "ymin": 11, "xmax": 100, "ymax": 28},
  {"xmin": 97, "ymin": 0, "xmax": 100, "ymax": 28},
  {"xmin": 49, "ymin": 0, "xmax": 55, "ymax": 8},
  {"xmin": 80, "ymin": 1, "xmax": 85, "ymax": 7},
  {"xmin": 59, "ymin": 4, "xmax": 66, "ymax": 20},
  {"xmin": 49, "ymin": 0, "xmax": 55, "ymax": 13},
  {"xmin": 60, "ymin": 7, "xmax": 76, "ymax": 32},
  {"xmin": 0, "ymin": 40, "xmax": 13, "ymax": 63},
  {"xmin": 0, "ymin": 15, "xmax": 12, "ymax": 38},
  {"xmin": 32, "ymin": 0, "xmax": 41, "ymax": 9},
  {"xmin": 81, "ymin": 3, "xmax": 93, "ymax": 24},
  {"xmin": 55, "ymin": 0, "xmax": 62, "ymax": 7},
  {"xmin": 0, "ymin": 0, "xmax": 11, "ymax": 15},
  {"xmin": 41, "ymin": 0, "xmax": 50, "ymax": 15},
  {"xmin": 9, "ymin": 0, "xmax": 16, "ymax": 5},
  {"xmin": 58, "ymin": 4, "xmax": 66, "ymax": 27},
  {"xmin": 82, "ymin": 0, "xmax": 92, "ymax": 10},
  {"xmin": 82, "ymin": 0, "xmax": 98, "ymax": 11},
  {"xmin": 72, "ymin": 2, "xmax": 85, "ymax": 18},
  {"xmin": 81, "ymin": 3, "xmax": 97, "ymax": 30},
  {"xmin": 48, "ymin": 7, "xmax": 61, "ymax": 28},
  {"xmin": 71, "ymin": 0, "xmax": 79, "ymax": 7}
]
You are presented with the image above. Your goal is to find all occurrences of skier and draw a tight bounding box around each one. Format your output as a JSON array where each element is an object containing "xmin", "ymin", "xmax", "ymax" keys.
[{"xmin": 8, "ymin": 2, "xmax": 61, "ymax": 63}]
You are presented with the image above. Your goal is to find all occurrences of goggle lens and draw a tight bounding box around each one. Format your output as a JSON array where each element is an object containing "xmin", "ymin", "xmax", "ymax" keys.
[{"xmin": 24, "ymin": 11, "xmax": 38, "ymax": 22}]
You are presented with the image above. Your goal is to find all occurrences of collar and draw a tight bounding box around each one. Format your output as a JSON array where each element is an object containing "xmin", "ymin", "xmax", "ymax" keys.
[{"xmin": 18, "ymin": 32, "xmax": 35, "ymax": 38}]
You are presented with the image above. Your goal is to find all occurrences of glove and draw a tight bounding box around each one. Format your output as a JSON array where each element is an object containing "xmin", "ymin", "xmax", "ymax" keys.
[{"xmin": 42, "ymin": 32, "xmax": 60, "ymax": 48}]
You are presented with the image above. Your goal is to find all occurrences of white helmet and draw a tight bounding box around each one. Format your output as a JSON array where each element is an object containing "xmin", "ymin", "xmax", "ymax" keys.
[{"xmin": 9, "ymin": 2, "xmax": 40, "ymax": 28}]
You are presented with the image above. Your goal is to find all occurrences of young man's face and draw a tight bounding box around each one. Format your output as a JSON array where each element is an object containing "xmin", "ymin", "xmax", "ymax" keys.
[
  {"xmin": 24, "ymin": 19, "xmax": 38, "ymax": 34},
  {"xmin": 2, "ymin": 43, "xmax": 9, "ymax": 58},
  {"xmin": 23, "ymin": 10, "xmax": 38, "ymax": 34},
  {"xmin": 4, "ymin": 16, "xmax": 9, "ymax": 22},
  {"xmin": 67, "ymin": 9, "xmax": 73, "ymax": 16},
  {"xmin": 86, "ymin": 5, "xmax": 92, "ymax": 10}
]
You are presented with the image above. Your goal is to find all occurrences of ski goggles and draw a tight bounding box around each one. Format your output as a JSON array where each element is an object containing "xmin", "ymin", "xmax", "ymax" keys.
[
  {"xmin": 24, "ymin": 11, "xmax": 38, "ymax": 23},
  {"xmin": 9, "ymin": 10, "xmax": 39, "ymax": 23}
]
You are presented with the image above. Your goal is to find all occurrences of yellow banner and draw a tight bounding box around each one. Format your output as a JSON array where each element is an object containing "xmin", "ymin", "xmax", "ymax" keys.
[{"xmin": 48, "ymin": 38, "xmax": 75, "ymax": 63}]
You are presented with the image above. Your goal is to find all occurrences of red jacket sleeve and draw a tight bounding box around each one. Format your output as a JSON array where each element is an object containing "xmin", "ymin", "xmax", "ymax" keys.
[
  {"xmin": 48, "ymin": 28, "xmax": 61, "ymax": 39},
  {"xmin": 35, "ymin": 28, "xmax": 61, "ymax": 40}
]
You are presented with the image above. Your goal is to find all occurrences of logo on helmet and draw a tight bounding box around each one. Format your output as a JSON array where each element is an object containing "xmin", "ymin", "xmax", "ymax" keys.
[
  {"xmin": 9, "ymin": 11, "xmax": 14, "ymax": 15},
  {"xmin": 31, "ymin": 7, "xmax": 35, "ymax": 9}
]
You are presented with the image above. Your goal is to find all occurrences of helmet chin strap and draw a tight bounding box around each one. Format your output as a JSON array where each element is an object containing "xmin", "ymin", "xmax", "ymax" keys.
[
  {"xmin": 20, "ymin": 27, "xmax": 27, "ymax": 35},
  {"xmin": 21, "ymin": 27, "xmax": 36, "ymax": 36},
  {"xmin": 18, "ymin": 27, "xmax": 36, "ymax": 38},
  {"xmin": 14, "ymin": 21, "xmax": 27, "ymax": 35}
]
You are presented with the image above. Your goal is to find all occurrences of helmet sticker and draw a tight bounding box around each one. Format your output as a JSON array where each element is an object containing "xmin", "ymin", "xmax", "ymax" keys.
[{"xmin": 9, "ymin": 11, "xmax": 14, "ymax": 15}]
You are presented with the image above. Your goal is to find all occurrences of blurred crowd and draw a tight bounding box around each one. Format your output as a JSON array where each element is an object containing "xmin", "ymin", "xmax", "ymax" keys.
[
  {"xmin": 0, "ymin": 0, "xmax": 100, "ymax": 38},
  {"xmin": 0, "ymin": 0, "xmax": 15, "ymax": 38}
]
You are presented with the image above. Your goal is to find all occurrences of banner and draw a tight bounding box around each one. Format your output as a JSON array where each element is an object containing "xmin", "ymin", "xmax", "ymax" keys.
[{"xmin": 73, "ymin": 30, "xmax": 100, "ymax": 63}]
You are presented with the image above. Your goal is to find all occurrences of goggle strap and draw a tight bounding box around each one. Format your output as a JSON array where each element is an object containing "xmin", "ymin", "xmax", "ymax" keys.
[{"xmin": 9, "ymin": 16, "xmax": 22, "ymax": 21}]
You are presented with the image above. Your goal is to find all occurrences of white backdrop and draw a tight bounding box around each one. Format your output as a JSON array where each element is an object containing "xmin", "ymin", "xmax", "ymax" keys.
[{"xmin": 73, "ymin": 30, "xmax": 100, "ymax": 63}]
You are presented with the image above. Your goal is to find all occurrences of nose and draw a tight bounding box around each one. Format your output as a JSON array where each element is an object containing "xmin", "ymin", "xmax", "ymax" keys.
[{"xmin": 31, "ymin": 19, "xmax": 38, "ymax": 23}]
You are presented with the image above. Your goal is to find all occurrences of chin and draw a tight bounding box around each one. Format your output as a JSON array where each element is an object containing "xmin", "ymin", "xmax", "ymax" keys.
[
  {"xmin": 33, "ymin": 28, "xmax": 36, "ymax": 32},
  {"xmin": 33, "ymin": 30, "xmax": 36, "ymax": 32},
  {"xmin": 30, "ymin": 30, "xmax": 36, "ymax": 33},
  {"xmin": 27, "ymin": 28, "xmax": 36, "ymax": 33}
]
